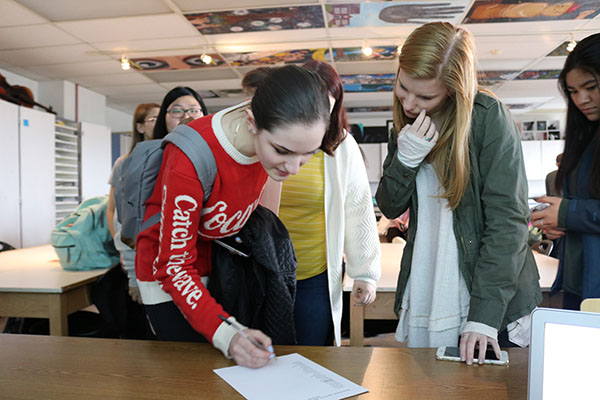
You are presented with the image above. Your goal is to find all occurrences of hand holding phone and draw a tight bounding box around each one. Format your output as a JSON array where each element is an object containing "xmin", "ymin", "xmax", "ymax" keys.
[
  {"xmin": 436, "ymin": 346, "xmax": 509, "ymax": 365},
  {"xmin": 530, "ymin": 203, "xmax": 550, "ymax": 213}
]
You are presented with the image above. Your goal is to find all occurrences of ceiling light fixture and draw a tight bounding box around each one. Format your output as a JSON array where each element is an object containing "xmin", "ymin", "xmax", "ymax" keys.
[
  {"xmin": 200, "ymin": 53, "xmax": 213, "ymax": 64},
  {"xmin": 121, "ymin": 55, "xmax": 131, "ymax": 70},
  {"xmin": 362, "ymin": 42, "xmax": 373, "ymax": 57},
  {"xmin": 566, "ymin": 33, "xmax": 577, "ymax": 52}
]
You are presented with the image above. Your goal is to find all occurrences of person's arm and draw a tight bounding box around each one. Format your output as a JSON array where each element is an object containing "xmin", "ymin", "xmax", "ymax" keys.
[
  {"xmin": 533, "ymin": 195, "xmax": 600, "ymax": 235},
  {"xmin": 375, "ymin": 112, "xmax": 437, "ymax": 220},
  {"xmin": 106, "ymin": 186, "xmax": 117, "ymax": 238},
  {"xmin": 152, "ymin": 147, "xmax": 272, "ymax": 367},
  {"xmin": 340, "ymin": 136, "xmax": 381, "ymax": 305},
  {"xmin": 466, "ymin": 99, "xmax": 531, "ymax": 332}
]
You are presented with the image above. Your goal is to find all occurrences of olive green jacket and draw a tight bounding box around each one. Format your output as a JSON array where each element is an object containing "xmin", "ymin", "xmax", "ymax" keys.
[{"xmin": 376, "ymin": 92, "xmax": 541, "ymax": 331}]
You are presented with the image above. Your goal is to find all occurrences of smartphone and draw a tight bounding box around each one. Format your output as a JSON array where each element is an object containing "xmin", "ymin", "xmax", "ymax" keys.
[
  {"xmin": 436, "ymin": 346, "xmax": 509, "ymax": 366},
  {"xmin": 530, "ymin": 203, "xmax": 550, "ymax": 213}
]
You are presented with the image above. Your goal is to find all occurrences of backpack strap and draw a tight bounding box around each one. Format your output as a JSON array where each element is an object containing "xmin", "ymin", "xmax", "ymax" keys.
[{"xmin": 141, "ymin": 124, "xmax": 217, "ymax": 232}]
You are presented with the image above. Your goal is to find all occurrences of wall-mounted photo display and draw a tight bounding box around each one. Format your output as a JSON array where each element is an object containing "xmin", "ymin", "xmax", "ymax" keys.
[
  {"xmin": 520, "ymin": 120, "xmax": 562, "ymax": 140},
  {"xmin": 536, "ymin": 121, "xmax": 547, "ymax": 131}
]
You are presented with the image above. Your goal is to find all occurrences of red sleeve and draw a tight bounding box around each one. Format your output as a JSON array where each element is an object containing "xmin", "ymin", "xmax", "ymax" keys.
[{"xmin": 153, "ymin": 145, "xmax": 229, "ymax": 341}]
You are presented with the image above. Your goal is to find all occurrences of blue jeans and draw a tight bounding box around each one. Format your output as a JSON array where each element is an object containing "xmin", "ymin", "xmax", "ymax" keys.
[{"xmin": 294, "ymin": 270, "xmax": 333, "ymax": 345}]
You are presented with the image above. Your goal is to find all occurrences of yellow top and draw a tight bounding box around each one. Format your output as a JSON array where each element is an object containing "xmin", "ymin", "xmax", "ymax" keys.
[{"xmin": 279, "ymin": 151, "xmax": 327, "ymax": 280}]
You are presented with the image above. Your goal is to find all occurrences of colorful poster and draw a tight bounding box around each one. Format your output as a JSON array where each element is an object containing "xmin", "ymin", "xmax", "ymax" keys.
[
  {"xmin": 185, "ymin": 6, "xmax": 324, "ymax": 35},
  {"xmin": 516, "ymin": 70, "xmax": 562, "ymax": 80},
  {"xmin": 547, "ymin": 42, "xmax": 571, "ymax": 57},
  {"xmin": 333, "ymin": 46, "xmax": 398, "ymax": 62},
  {"xmin": 222, "ymin": 49, "xmax": 331, "ymax": 66},
  {"xmin": 463, "ymin": 0, "xmax": 600, "ymax": 23},
  {"xmin": 326, "ymin": 2, "xmax": 466, "ymax": 27},
  {"xmin": 341, "ymin": 74, "xmax": 395, "ymax": 92},
  {"xmin": 131, "ymin": 54, "xmax": 226, "ymax": 71}
]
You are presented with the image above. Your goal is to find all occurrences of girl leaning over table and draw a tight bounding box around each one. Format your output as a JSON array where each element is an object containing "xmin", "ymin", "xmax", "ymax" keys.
[
  {"xmin": 135, "ymin": 65, "xmax": 332, "ymax": 368},
  {"xmin": 375, "ymin": 22, "xmax": 541, "ymax": 365}
]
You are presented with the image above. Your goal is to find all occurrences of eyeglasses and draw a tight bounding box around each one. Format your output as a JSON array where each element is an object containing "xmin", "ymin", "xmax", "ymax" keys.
[
  {"xmin": 145, "ymin": 116, "xmax": 157, "ymax": 123},
  {"xmin": 167, "ymin": 107, "xmax": 203, "ymax": 119}
]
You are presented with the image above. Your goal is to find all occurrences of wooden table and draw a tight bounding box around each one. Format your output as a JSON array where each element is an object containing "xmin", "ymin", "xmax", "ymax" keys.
[
  {"xmin": 0, "ymin": 334, "xmax": 530, "ymax": 399},
  {"xmin": 344, "ymin": 243, "xmax": 559, "ymax": 346},
  {"xmin": 0, "ymin": 245, "xmax": 108, "ymax": 335}
]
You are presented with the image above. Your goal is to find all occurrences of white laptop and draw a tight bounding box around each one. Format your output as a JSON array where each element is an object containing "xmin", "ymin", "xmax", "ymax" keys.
[{"xmin": 528, "ymin": 307, "xmax": 600, "ymax": 400}]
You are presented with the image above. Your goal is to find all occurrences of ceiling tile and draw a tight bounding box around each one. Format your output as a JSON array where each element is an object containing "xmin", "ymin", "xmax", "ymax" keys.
[
  {"xmin": 0, "ymin": 44, "xmax": 111, "ymax": 68},
  {"xmin": 0, "ymin": 24, "xmax": 79, "ymax": 50},
  {"xmin": 335, "ymin": 61, "xmax": 397, "ymax": 75},
  {"xmin": 14, "ymin": 0, "xmax": 172, "ymax": 21},
  {"xmin": 56, "ymin": 14, "xmax": 199, "ymax": 43},
  {"xmin": 73, "ymin": 73, "xmax": 155, "ymax": 88},
  {"xmin": 144, "ymin": 68, "xmax": 239, "ymax": 83},
  {"xmin": 474, "ymin": 33, "xmax": 566, "ymax": 61},
  {"xmin": 24, "ymin": 59, "xmax": 128, "ymax": 79},
  {"xmin": 95, "ymin": 83, "xmax": 166, "ymax": 97},
  {"xmin": 0, "ymin": 0, "xmax": 47, "ymax": 26},
  {"xmin": 92, "ymin": 37, "xmax": 208, "ymax": 55},
  {"xmin": 477, "ymin": 59, "xmax": 530, "ymax": 70},
  {"xmin": 494, "ymin": 79, "xmax": 562, "ymax": 99}
]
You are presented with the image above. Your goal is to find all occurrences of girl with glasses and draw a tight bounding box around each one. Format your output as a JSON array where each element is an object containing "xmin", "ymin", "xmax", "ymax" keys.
[
  {"xmin": 107, "ymin": 102, "xmax": 160, "ymax": 301},
  {"xmin": 153, "ymin": 86, "xmax": 208, "ymax": 140}
]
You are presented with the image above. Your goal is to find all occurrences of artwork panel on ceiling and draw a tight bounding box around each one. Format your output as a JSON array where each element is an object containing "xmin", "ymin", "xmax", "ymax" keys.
[
  {"xmin": 463, "ymin": 0, "xmax": 600, "ymax": 24},
  {"xmin": 516, "ymin": 70, "xmax": 561, "ymax": 80},
  {"xmin": 326, "ymin": 1, "xmax": 466, "ymax": 27},
  {"xmin": 131, "ymin": 54, "xmax": 227, "ymax": 71},
  {"xmin": 477, "ymin": 70, "xmax": 520, "ymax": 86},
  {"xmin": 547, "ymin": 42, "xmax": 570, "ymax": 57},
  {"xmin": 221, "ymin": 48, "xmax": 331, "ymax": 66},
  {"xmin": 185, "ymin": 6, "xmax": 324, "ymax": 35},
  {"xmin": 333, "ymin": 46, "xmax": 398, "ymax": 62},
  {"xmin": 341, "ymin": 73, "xmax": 395, "ymax": 92}
]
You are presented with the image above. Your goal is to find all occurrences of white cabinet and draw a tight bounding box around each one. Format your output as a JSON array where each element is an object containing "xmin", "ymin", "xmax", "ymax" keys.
[
  {"xmin": 19, "ymin": 106, "xmax": 56, "ymax": 247},
  {"xmin": 0, "ymin": 100, "xmax": 21, "ymax": 248},
  {"xmin": 0, "ymin": 99, "xmax": 112, "ymax": 248},
  {"xmin": 80, "ymin": 121, "xmax": 111, "ymax": 200}
]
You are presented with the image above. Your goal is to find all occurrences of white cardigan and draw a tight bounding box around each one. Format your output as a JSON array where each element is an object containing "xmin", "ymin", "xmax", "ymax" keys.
[{"xmin": 323, "ymin": 134, "xmax": 381, "ymax": 346}]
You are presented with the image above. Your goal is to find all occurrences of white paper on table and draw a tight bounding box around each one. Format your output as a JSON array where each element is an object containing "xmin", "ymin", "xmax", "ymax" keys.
[{"xmin": 213, "ymin": 353, "xmax": 368, "ymax": 400}]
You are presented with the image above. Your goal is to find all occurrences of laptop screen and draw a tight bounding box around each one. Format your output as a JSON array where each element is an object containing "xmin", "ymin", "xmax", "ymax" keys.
[{"xmin": 529, "ymin": 308, "xmax": 600, "ymax": 400}]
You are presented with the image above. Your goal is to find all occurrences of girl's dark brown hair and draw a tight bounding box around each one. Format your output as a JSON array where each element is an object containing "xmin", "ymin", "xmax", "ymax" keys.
[
  {"xmin": 556, "ymin": 32, "xmax": 600, "ymax": 198},
  {"xmin": 303, "ymin": 60, "xmax": 348, "ymax": 153},
  {"xmin": 242, "ymin": 65, "xmax": 334, "ymax": 154}
]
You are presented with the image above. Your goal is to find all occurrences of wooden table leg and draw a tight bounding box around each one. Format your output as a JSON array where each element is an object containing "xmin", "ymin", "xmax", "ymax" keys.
[
  {"xmin": 349, "ymin": 301, "xmax": 365, "ymax": 347},
  {"xmin": 48, "ymin": 294, "xmax": 68, "ymax": 336}
]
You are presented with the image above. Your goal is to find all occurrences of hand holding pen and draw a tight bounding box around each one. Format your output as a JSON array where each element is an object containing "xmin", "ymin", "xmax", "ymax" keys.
[{"xmin": 221, "ymin": 315, "xmax": 275, "ymax": 368}]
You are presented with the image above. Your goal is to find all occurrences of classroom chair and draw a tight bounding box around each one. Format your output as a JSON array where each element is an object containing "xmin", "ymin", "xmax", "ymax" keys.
[{"xmin": 580, "ymin": 298, "xmax": 600, "ymax": 313}]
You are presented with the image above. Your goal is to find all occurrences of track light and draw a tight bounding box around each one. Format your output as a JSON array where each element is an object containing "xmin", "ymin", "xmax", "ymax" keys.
[
  {"xmin": 121, "ymin": 55, "xmax": 131, "ymax": 70},
  {"xmin": 566, "ymin": 33, "xmax": 577, "ymax": 52},
  {"xmin": 201, "ymin": 53, "xmax": 212, "ymax": 64}
]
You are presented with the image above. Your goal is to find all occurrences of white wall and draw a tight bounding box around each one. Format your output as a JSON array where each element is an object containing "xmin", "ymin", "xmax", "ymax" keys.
[
  {"xmin": 37, "ymin": 80, "xmax": 76, "ymax": 120},
  {"xmin": 77, "ymin": 85, "xmax": 106, "ymax": 125},
  {"xmin": 106, "ymin": 106, "xmax": 133, "ymax": 133}
]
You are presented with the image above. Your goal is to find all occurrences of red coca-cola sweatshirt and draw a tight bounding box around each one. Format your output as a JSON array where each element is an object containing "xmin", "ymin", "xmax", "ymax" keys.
[{"xmin": 136, "ymin": 105, "xmax": 268, "ymax": 356}]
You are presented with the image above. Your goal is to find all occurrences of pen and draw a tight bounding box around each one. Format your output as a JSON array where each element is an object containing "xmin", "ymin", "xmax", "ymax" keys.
[{"xmin": 219, "ymin": 315, "xmax": 275, "ymax": 357}]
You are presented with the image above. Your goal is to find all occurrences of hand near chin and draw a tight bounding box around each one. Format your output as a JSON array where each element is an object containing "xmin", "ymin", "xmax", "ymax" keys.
[{"xmin": 400, "ymin": 109, "xmax": 439, "ymax": 144}]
